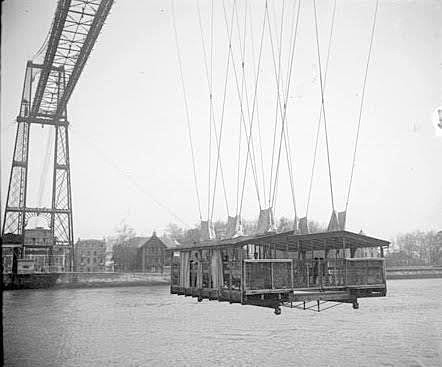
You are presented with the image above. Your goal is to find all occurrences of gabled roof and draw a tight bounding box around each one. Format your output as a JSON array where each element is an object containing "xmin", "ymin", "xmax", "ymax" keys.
[
  {"xmin": 140, "ymin": 233, "xmax": 167, "ymax": 249},
  {"xmin": 124, "ymin": 236, "xmax": 150, "ymax": 248}
]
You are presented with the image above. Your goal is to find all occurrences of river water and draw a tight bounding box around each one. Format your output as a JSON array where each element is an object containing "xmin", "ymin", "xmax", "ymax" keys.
[{"xmin": 3, "ymin": 279, "xmax": 442, "ymax": 366}]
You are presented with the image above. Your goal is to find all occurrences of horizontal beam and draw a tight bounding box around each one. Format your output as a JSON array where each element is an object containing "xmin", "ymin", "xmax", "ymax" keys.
[
  {"xmin": 5, "ymin": 207, "xmax": 71, "ymax": 215},
  {"xmin": 28, "ymin": 61, "xmax": 64, "ymax": 72},
  {"xmin": 11, "ymin": 161, "xmax": 26, "ymax": 167},
  {"xmin": 17, "ymin": 116, "xmax": 68, "ymax": 126}
]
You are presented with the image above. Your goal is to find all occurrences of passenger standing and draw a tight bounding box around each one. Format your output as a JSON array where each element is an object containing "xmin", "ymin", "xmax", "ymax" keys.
[{"xmin": 313, "ymin": 257, "xmax": 319, "ymax": 285}]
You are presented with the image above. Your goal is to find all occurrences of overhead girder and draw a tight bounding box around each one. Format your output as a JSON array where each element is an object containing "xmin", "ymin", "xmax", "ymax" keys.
[{"xmin": 31, "ymin": 0, "xmax": 114, "ymax": 119}]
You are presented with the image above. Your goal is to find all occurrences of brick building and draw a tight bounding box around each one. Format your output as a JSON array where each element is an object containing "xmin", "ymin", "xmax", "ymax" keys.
[
  {"xmin": 137, "ymin": 232, "xmax": 167, "ymax": 272},
  {"xmin": 112, "ymin": 236, "xmax": 148, "ymax": 272},
  {"xmin": 75, "ymin": 239, "xmax": 106, "ymax": 272}
]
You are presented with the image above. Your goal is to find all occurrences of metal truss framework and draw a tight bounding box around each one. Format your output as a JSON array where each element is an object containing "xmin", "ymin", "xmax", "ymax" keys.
[{"xmin": 2, "ymin": 0, "xmax": 113, "ymax": 272}]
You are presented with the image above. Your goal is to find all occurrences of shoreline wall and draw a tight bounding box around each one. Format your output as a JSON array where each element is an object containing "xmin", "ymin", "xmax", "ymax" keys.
[
  {"xmin": 386, "ymin": 266, "xmax": 442, "ymax": 280},
  {"xmin": 2, "ymin": 272, "xmax": 170, "ymax": 290}
]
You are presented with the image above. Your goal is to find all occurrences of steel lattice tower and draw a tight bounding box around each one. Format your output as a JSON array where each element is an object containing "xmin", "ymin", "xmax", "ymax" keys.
[{"xmin": 2, "ymin": 0, "xmax": 114, "ymax": 273}]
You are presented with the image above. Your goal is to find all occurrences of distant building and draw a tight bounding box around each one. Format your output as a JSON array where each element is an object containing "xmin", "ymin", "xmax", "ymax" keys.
[
  {"xmin": 75, "ymin": 239, "xmax": 106, "ymax": 272},
  {"xmin": 112, "ymin": 236, "xmax": 149, "ymax": 272},
  {"xmin": 2, "ymin": 227, "xmax": 69, "ymax": 273},
  {"xmin": 137, "ymin": 232, "xmax": 167, "ymax": 272},
  {"xmin": 104, "ymin": 239, "xmax": 115, "ymax": 272},
  {"xmin": 23, "ymin": 227, "xmax": 56, "ymax": 272},
  {"xmin": 433, "ymin": 231, "xmax": 442, "ymax": 265},
  {"xmin": 111, "ymin": 233, "xmax": 175, "ymax": 273}
]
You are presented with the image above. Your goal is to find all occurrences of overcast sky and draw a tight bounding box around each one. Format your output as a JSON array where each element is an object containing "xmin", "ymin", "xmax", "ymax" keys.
[{"xmin": 1, "ymin": 0, "xmax": 441, "ymax": 241}]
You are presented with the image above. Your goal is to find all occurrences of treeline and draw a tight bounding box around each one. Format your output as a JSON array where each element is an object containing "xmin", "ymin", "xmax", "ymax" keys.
[
  {"xmin": 107, "ymin": 224, "xmax": 138, "ymax": 272},
  {"xmin": 386, "ymin": 230, "xmax": 442, "ymax": 266},
  {"xmin": 110, "ymin": 222, "xmax": 442, "ymax": 269}
]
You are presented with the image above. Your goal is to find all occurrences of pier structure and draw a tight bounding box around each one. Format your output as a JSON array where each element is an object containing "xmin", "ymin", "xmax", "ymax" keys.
[{"xmin": 2, "ymin": 0, "xmax": 114, "ymax": 273}]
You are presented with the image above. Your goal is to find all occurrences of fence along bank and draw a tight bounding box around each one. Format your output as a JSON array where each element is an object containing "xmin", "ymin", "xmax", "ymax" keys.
[{"xmin": 169, "ymin": 230, "xmax": 389, "ymax": 314}]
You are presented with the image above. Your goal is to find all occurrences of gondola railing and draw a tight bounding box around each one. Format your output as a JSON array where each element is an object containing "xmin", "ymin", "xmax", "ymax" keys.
[{"xmin": 243, "ymin": 258, "xmax": 385, "ymax": 293}]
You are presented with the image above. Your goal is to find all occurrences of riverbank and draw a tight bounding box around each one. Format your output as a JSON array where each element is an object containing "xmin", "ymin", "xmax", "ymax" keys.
[
  {"xmin": 386, "ymin": 265, "xmax": 442, "ymax": 280},
  {"xmin": 2, "ymin": 272, "xmax": 170, "ymax": 290}
]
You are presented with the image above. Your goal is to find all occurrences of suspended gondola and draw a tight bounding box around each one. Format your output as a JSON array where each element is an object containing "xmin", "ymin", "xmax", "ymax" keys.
[
  {"xmin": 169, "ymin": 0, "xmax": 386, "ymax": 314},
  {"xmin": 169, "ymin": 229, "xmax": 388, "ymax": 314}
]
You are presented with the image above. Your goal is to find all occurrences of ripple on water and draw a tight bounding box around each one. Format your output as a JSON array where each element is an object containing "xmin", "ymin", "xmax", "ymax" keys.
[{"xmin": 3, "ymin": 279, "xmax": 442, "ymax": 367}]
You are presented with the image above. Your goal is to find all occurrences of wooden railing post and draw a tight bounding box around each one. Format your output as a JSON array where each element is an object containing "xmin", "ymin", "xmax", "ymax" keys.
[
  {"xmin": 240, "ymin": 247, "xmax": 244, "ymax": 304},
  {"xmin": 208, "ymin": 249, "xmax": 212, "ymax": 289},
  {"xmin": 343, "ymin": 238, "xmax": 347, "ymax": 286},
  {"xmin": 291, "ymin": 259, "xmax": 294, "ymax": 289},
  {"xmin": 344, "ymin": 259, "xmax": 348, "ymax": 286},
  {"xmin": 366, "ymin": 259, "xmax": 369, "ymax": 285},
  {"xmin": 243, "ymin": 260, "xmax": 247, "ymax": 291}
]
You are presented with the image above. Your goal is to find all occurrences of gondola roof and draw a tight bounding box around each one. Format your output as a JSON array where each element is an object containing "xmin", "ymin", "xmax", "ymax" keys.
[{"xmin": 168, "ymin": 230, "xmax": 390, "ymax": 252}]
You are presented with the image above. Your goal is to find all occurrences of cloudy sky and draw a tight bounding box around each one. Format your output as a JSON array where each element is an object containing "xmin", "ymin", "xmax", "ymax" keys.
[{"xmin": 1, "ymin": 0, "xmax": 441, "ymax": 241}]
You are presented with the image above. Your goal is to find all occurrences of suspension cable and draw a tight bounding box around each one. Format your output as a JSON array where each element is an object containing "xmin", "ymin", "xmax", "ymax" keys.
[
  {"xmin": 235, "ymin": 0, "xmax": 248, "ymax": 215},
  {"xmin": 238, "ymin": 0, "xmax": 268, "ymax": 217},
  {"xmin": 171, "ymin": 0, "xmax": 203, "ymax": 221},
  {"xmin": 196, "ymin": 0, "xmax": 230, "ymax": 220},
  {"xmin": 313, "ymin": 0, "xmax": 335, "ymax": 213},
  {"xmin": 269, "ymin": 0, "xmax": 302, "ymax": 209},
  {"xmin": 268, "ymin": 0, "xmax": 300, "ymax": 217},
  {"xmin": 209, "ymin": 0, "xmax": 237, "ymax": 222},
  {"xmin": 228, "ymin": 0, "xmax": 263, "ymax": 212},
  {"xmin": 345, "ymin": 0, "xmax": 379, "ymax": 213},
  {"xmin": 283, "ymin": 0, "xmax": 301, "ymax": 216},
  {"xmin": 210, "ymin": 110, "xmax": 231, "ymax": 219},
  {"xmin": 196, "ymin": 0, "xmax": 213, "ymax": 220},
  {"xmin": 305, "ymin": 0, "xmax": 337, "ymax": 218},
  {"xmin": 207, "ymin": 0, "xmax": 214, "ymax": 220},
  {"xmin": 235, "ymin": 100, "xmax": 243, "ymax": 216},
  {"xmin": 281, "ymin": 0, "xmax": 304, "ymax": 220},
  {"xmin": 267, "ymin": 0, "xmax": 286, "ymax": 208},
  {"xmin": 210, "ymin": 1, "xmax": 231, "ymax": 220},
  {"xmin": 230, "ymin": 0, "xmax": 263, "ymax": 211},
  {"xmin": 69, "ymin": 126, "xmax": 190, "ymax": 227},
  {"xmin": 32, "ymin": 16, "xmax": 53, "ymax": 61},
  {"xmin": 247, "ymin": 0, "xmax": 267, "ymax": 208},
  {"xmin": 222, "ymin": 0, "xmax": 263, "ymax": 213}
]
